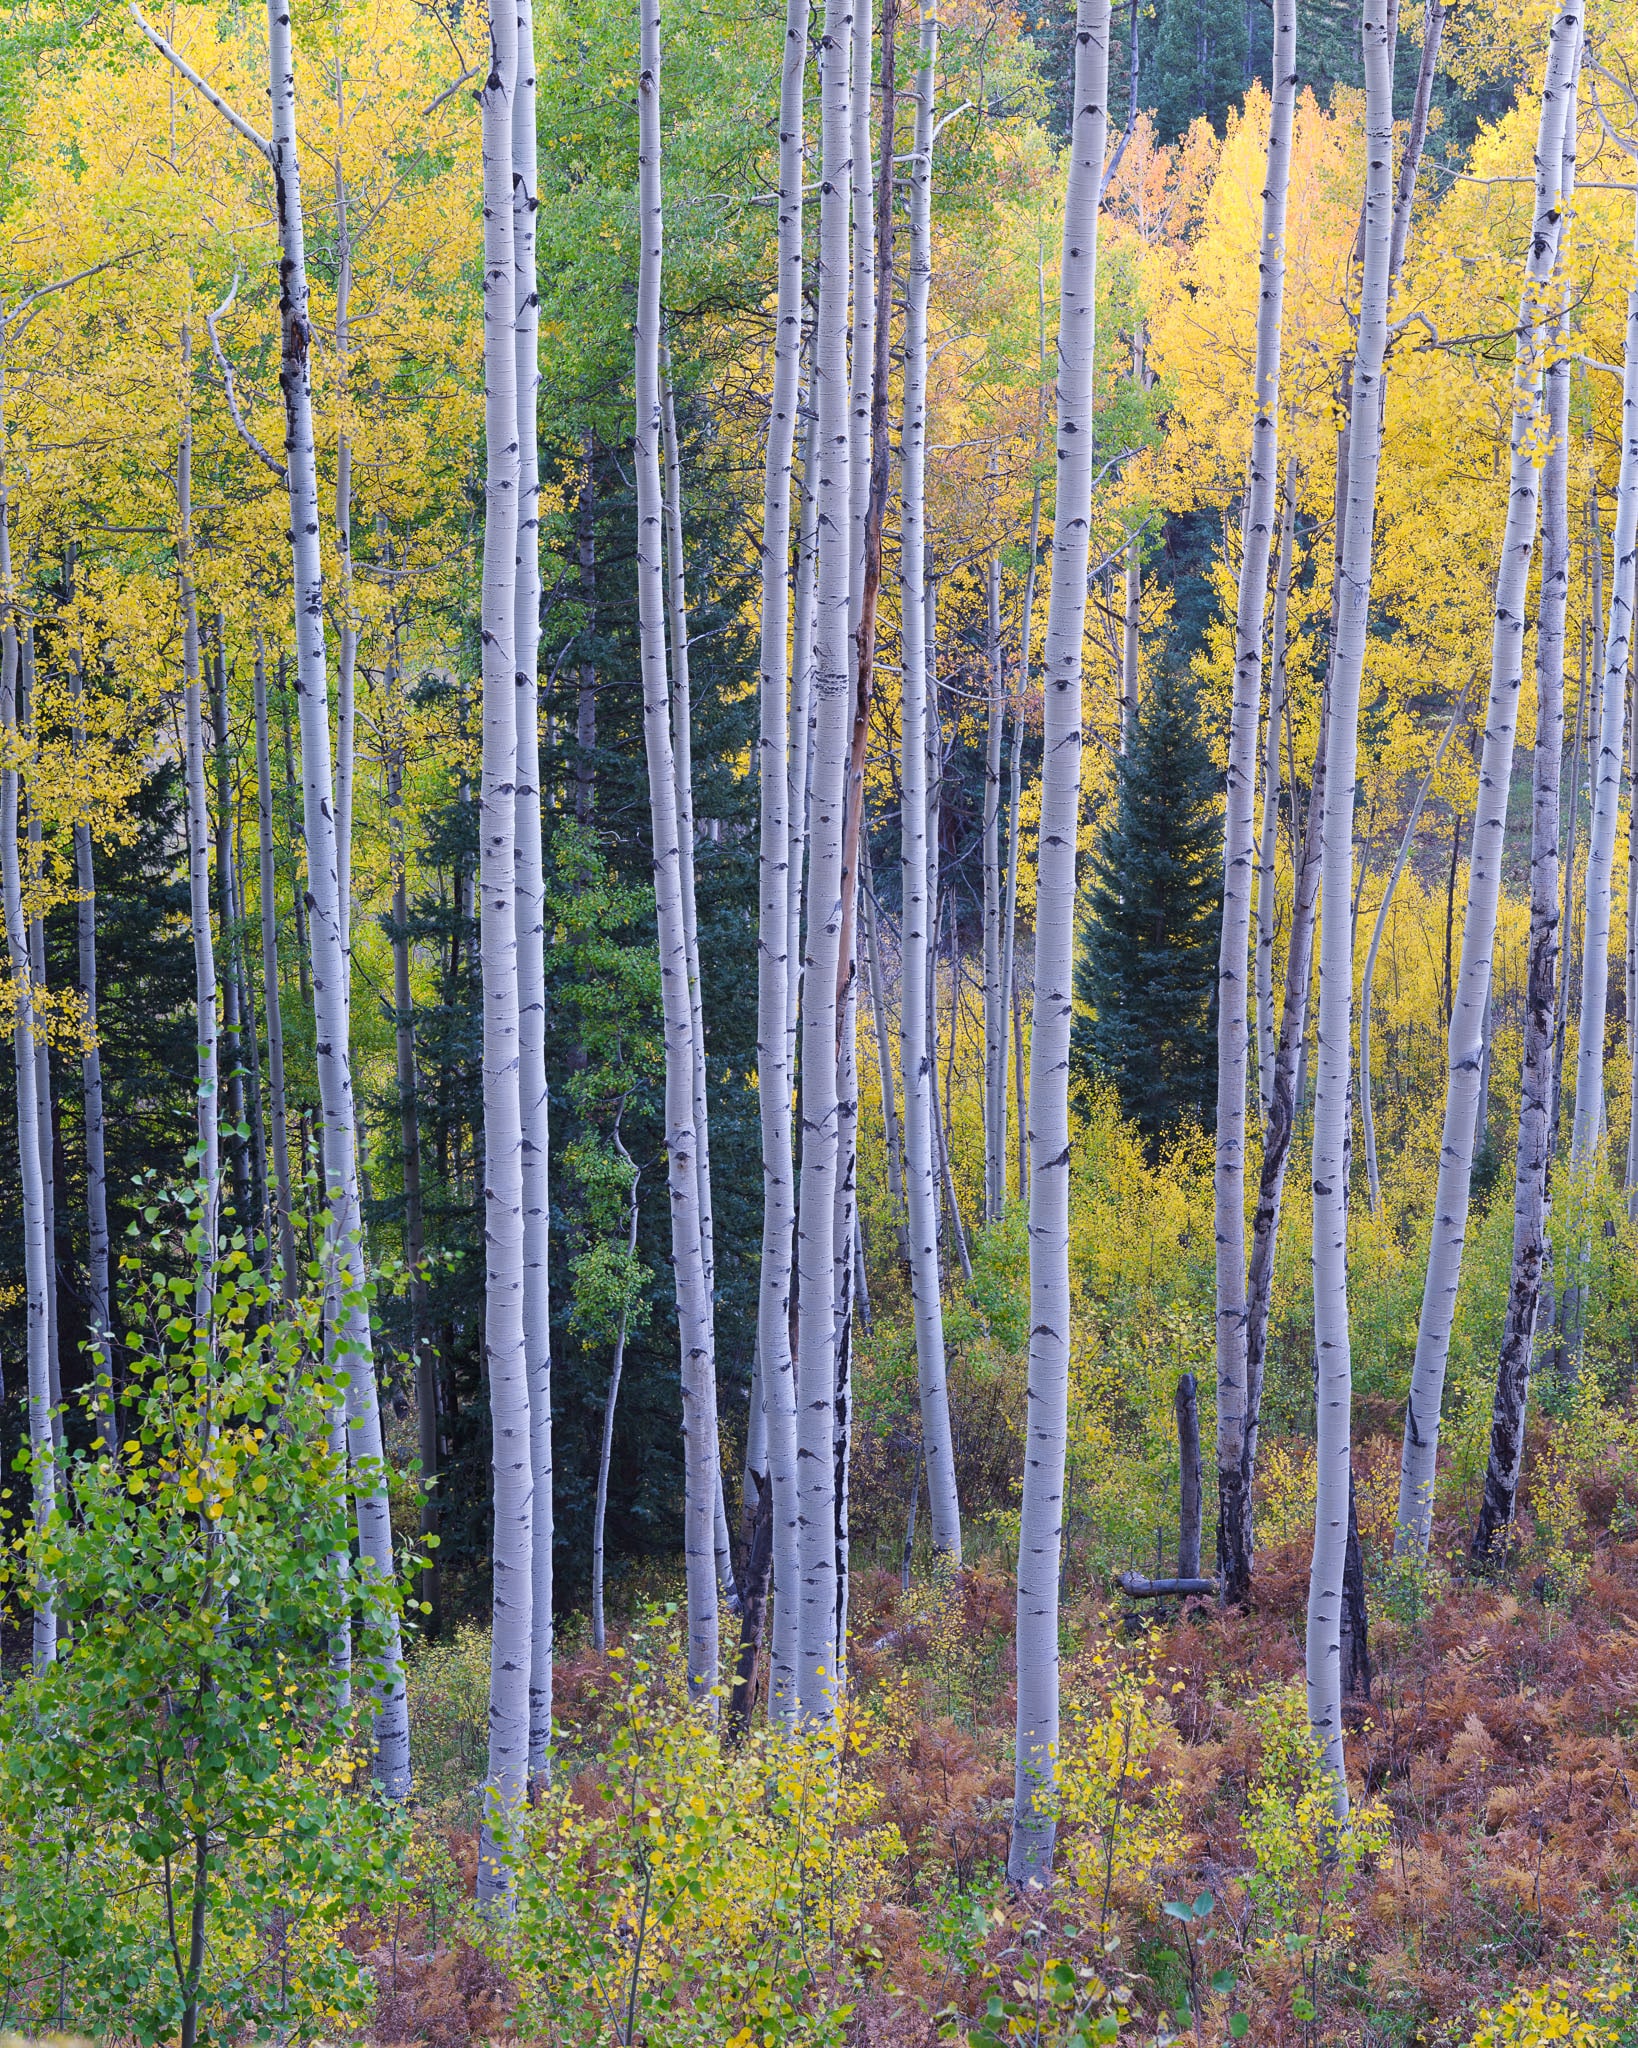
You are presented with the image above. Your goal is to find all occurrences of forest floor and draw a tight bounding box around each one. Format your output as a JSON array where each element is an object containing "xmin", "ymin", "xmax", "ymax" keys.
[{"xmin": 364, "ymin": 1424, "xmax": 1638, "ymax": 2048}]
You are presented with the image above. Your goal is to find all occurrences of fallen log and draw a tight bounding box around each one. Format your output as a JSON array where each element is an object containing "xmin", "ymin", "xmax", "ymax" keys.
[{"xmin": 1115, "ymin": 1573, "xmax": 1219, "ymax": 1599}]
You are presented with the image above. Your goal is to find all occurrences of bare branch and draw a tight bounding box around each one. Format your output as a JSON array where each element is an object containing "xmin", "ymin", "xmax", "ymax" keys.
[
  {"xmin": 422, "ymin": 64, "xmax": 479, "ymax": 116},
  {"xmin": 129, "ymin": 6, "xmax": 272, "ymax": 159},
  {"xmin": 203, "ymin": 275, "xmax": 287, "ymax": 482}
]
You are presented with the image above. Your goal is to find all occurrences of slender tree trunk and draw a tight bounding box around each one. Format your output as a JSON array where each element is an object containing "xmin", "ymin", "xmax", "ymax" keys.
[
  {"xmin": 1214, "ymin": 0, "xmax": 1295, "ymax": 1608},
  {"xmin": 636, "ymin": 0, "xmax": 720, "ymax": 1704},
  {"xmin": 0, "ymin": 464, "xmax": 54, "ymax": 1668},
  {"xmin": 177, "ymin": 342, "xmax": 221, "ymax": 1283},
  {"xmin": 253, "ymin": 637, "xmax": 299, "ymax": 1294},
  {"xmin": 785, "ymin": 397, "xmax": 820, "ymax": 1094},
  {"xmin": 1627, "ymin": 639, "xmax": 1638, "ymax": 1207},
  {"xmin": 1308, "ymin": 0, "xmax": 1399, "ymax": 1817},
  {"xmin": 277, "ymin": 666, "xmax": 312, "ymax": 1012},
  {"xmin": 897, "ymin": 1, "xmax": 962, "ymax": 1569},
  {"xmin": 983, "ymin": 554, "xmax": 1006, "ymax": 1223},
  {"xmin": 792, "ymin": 0, "xmax": 855, "ymax": 1727},
  {"xmin": 861, "ymin": 858, "xmax": 906, "ymax": 1245},
  {"xmin": 1002, "ymin": 490, "xmax": 1036, "ymax": 1202},
  {"xmin": 134, "ymin": 0, "xmax": 416, "ymax": 1786},
  {"xmin": 575, "ymin": 439, "xmax": 598, "ymax": 824},
  {"xmin": 1008, "ymin": 0, "xmax": 1108, "ymax": 1890},
  {"xmin": 1361, "ymin": 694, "xmax": 1466, "ymax": 1212},
  {"xmin": 591, "ymin": 1154, "xmax": 641, "ymax": 1656},
  {"xmin": 1254, "ymin": 459, "xmax": 1296, "ymax": 1123},
  {"xmin": 1395, "ymin": 9, "xmax": 1583, "ymax": 1559},
  {"xmin": 213, "ymin": 631, "xmax": 252, "ymax": 1226},
  {"xmin": 475, "ymin": 0, "xmax": 531, "ymax": 1905},
  {"xmin": 74, "ymin": 750, "xmax": 113, "ymax": 1441},
  {"xmin": 512, "ymin": 0, "xmax": 554, "ymax": 1787},
  {"xmin": 1569, "ymin": 181, "xmax": 1638, "ymax": 1172},
  {"xmin": 1554, "ymin": 626, "xmax": 1590, "ymax": 1137},
  {"xmin": 755, "ymin": 0, "xmax": 809, "ymax": 1725},
  {"xmin": 1387, "ymin": 0, "xmax": 1447, "ymax": 289}
]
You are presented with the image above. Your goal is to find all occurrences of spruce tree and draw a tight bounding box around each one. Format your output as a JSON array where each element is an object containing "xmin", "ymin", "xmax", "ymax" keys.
[
  {"xmin": 1073, "ymin": 662, "xmax": 1221, "ymax": 1148},
  {"xmin": 1148, "ymin": 0, "xmax": 1249, "ymax": 142}
]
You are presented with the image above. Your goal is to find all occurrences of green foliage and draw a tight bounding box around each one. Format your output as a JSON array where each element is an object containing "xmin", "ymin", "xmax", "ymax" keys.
[
  {"xmin": 1073, "ymin": 665, "xmax": 1221, "ymax": 1152},
  {"xmin": 508, "ymin": 1616, "xmax": 902, "ymax": 2047},
  {"xmin": 0, "ymin": 1199, "xmax": 411, "ymax": 2042}
]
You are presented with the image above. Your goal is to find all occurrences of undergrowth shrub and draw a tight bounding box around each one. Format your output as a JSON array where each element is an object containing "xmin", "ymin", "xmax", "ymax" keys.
[{"xmin": 507, "ymin": 1618, "xmax": 904, "ymax": 2046}]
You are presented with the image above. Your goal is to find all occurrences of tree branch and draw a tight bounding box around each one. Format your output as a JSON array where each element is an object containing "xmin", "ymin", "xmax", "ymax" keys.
[
  {"xmin": 129, "ymin": 6, "xmax": 273, "ymax": 159},
  {"xmin": 203, "ymin": 275, "xmax": 287, "ymax": 483}
]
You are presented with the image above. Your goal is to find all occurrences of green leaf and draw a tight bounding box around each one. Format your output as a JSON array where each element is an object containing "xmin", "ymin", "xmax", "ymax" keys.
[
  {"xmin": 1192, "ymin": 1889, "xmax": 1214, "ymax": 1919},
  {"xmin": 1211, "ymin": 1968, "xmax": 1236, "ymax": 1994},
  {"xmin": 1292, "ymin": 1995, "xmax": 1316, "ymax": 2021},
  {"xmin": 1229, "ymin": 2014, "xmax": 1251, "ymax": 2039},
  {"xmin": 1163, "ymin": 1900, "xmax": 1192, "ymax": 1921}
]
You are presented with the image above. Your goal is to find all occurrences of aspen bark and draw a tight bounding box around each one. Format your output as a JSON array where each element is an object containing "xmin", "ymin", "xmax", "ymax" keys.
[
  {"xmin": 75, "ymin": 779, "xmax": 112, "ymax": 1438},
  {"xmin": 213, "ymin": 634, "xmax": 253, "ymax": 1226},
  {"xmin": 1308, "ymin": 0, "xmax": 1398, "ymax": 1816},
  {"xmin": 983, "ymin": 554, "xmax": 1006, "ymax": 1223},
  {"xmin": 861, "ymin": 857, "xmax": 906, "ymax": 1241},
  {"xmin": 0, "ymin": 455, "xmax": 53, "ymax": 1668},
  {"xmin": 177, "ymin": 342, "xmax": 221, "ymax": 1274},
  {"xmin": 1008, "ymin": 0, "xmax": 1108, "ymax": 1889},
  {"xmin": 1004, "ymin": 484, "xmax": 1041, "ymax": 1202},
  {"xmin": 1569, "ymin": 179, "xmax": 1638, "ymax": 1172},
  {"xmin": 512, "ymin": 0, "xmax": 554, "ymax": 1786},
  {"xmin": 1254, "ymin": 460, "xmax": 1296, "ymax": 1123},
  {"xmin": 754, "ymin": 0, "xmax": 809, "ymax": 1725},
  {"xmin": 475, "ymin": 0, "xmax": 532, "ymax": 1905},
  {"xmin": 785, "ymin": 400, "xmax": 820, "ymax": 1088},
  {"xmin": 1395, "ymin": 9, "xmax": 1583, "ymax": 1558},
  {"xmin": 636, "ymin": 0, "xmax": 720, "ymax": 1703},
  {"xmin": 253, "ymin": 637, "xmax": 299, "ymax": 1294},
  {"xmin": 792, "ymin": 0, "xmax": 855, "ymax": 1725},
  {"xmin": 897, "ymin": 0, "xmax": 961, "ymax": 1570},
  {"xmin": 1214, "ymin": 0, "xmax": 1295, "ymax": 1608},
  {"xmin": 591, "ymin": 1148, "xmax": 641, "ymax": 1656}
]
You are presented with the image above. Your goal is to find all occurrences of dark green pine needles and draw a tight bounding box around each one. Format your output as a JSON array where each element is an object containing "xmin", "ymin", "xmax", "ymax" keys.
[{"xmin": 1073, "ymin": 662, "xmax": 1222, "ymax": 1152}]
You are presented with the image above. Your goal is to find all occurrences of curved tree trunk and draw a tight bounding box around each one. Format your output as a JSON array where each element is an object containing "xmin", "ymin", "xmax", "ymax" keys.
[
  {"xmin": 1395, "ymin": 8, "xmax": 1583, "ymax": 1558},
  {"xmin": 512, "ymin": 0, "xmax": 554, "ymax": 1787},
  {"xmin": 1308, "ymin": 0, "xmax": 1397, "ymax": 1818},
  {"xmin": 636, "ymin": 0, "xmax": 720, "ymax": 1704},
  {"xmin": 983, "ymin": 554, "xmax": 1006, "ymax": 1223},
  {"xmin": 1214, "ymin": 0, "xmax": 1296, "ymax": 1608},
  {"xmin": 754, "ymin": 0, "xmax": 809, "ymax": 1726},
  {"xmin": 253, "ymin": 636, "xmax": 299, "ymax": 1295},
  {"xmin": 1008, "ymin": 0, "xmax": 1108, "ymax": 1889},
  {"xmin": 475, "ymin": 0, "xmax": 532, "ymax": 1906},
  {"xmin": 897, "ymin": 0, "xmax": 961, "ymax": 1569}
]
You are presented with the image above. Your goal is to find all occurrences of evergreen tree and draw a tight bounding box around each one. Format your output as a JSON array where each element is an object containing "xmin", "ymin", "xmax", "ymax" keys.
[
  {"xmin": 1072, "ymin": 663, "xmax": 1221, "ymax": 1148},
  {"xmin": 1147, "ymin": 0, "xmax": 1249, "ymax": 142}
]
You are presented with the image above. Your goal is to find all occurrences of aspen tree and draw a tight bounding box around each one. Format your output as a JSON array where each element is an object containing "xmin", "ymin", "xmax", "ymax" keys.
[
  {"xmin": 793, "ymin": 0, "xmax": 855, "ymax": 1725},
  {"xmin": 1253, "ymin": 461, "xmax": 1296, "ymax": 1123},
  {"xmin": 786, "ymin": 398, "xmax": 819, "ymax": 1093},
  {"xmin": 1214, "ymin": 0, "xmax": 1295, "ymax": 1607},
  {"xmin": 983, "ymin": 553, "xmax": 1005, "ymax": 1223},
  {"xmin": 176, "ymin": 332, "xmax": 220, "ymax": 1273},
  {"xmin": 512, "ymin": 0, "xmax": 554, "ymax": 1786},
  {"xmin": 1569, "ymin": 176, "xmax": 1637, "ymax": 1174},
  {"xmin": 132, "ymin": 0, "xmax": 413, "ymax": 1798},
  {"xmin": 1473, "ymin": 86, "xmax": 1582, "ymax": 1560},
  {"xmin": 635, "ymin": 0, "xmax": 720, "ymax": 1702},
  {"xmin": 69, "ymin": 623, "xmax": 112, "ymax": 1440},
  {"xmin": 1307, "ymin": 0, "xmax": 1398, "ymax": 1815},
  {"xmin": 0, "ymin": 437, "xmax": 53, "ymax": 1669},
  {"xmin": 474, "ymin": 0, "xmax": 532, "ymax": 1902},
  {"xmin": 754, "ymin": 0, "xmax": 810, "ymax": 1726},
  {"xmin": 1008, "ymin": 0, "xmax": 1108, "ymax": 1888},
  {"xmin": 897, "ymin": 0, "xmax": 961, "ymax": 1568},
  {"xmin": 1395, "ymin": 9, "xmax": 1583, "ymax": 1559},
  {"xmin": 253, "ymin": 637, "xmax": 299, "ymax": 1295}
]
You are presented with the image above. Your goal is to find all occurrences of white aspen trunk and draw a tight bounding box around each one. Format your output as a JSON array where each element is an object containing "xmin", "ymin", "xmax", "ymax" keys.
[
  {"xmin": 897, "ymin": 0, "xmax": 961, "ymax": 1569},
  {"xmin": 253, "ymin": 636, "xmax": 299, "ymax": 1294},
  {"xmin": 75, "ymin": 796, "xmax": 112, "ymax": 1440},
  {"xmin": 1394, "ymin": 9, "xmax": 1582, "ymax": 1558},
  {"xmin": 591, "ymin": 1147, "xmax": 642, "ymax": 1657},
  {"xmin": 177, "ymin": 337, "xmax": 221, "ymax": 1277},
  {"xmin": 983, "ymin": 555, "xmax": 1005, "ymax": 1223},
  {"xmin": 792, "ymin": 0, "xmax": 854, "ymax": 1726},
  {"xmin": 0, "ymin": 458, "xmax": 53, "ymax": 1668},
  {"xmin": 511, "ymin": 0, "xmax": 554, "ymax": 1787},
  {"xmin": 1008, "ymin": 0, "xmax": 1108, "ymax": 1889},
  {"xmin": 1215, "ymin": 0, "xmax": 1296, "ymax": 1607},
  {"xmin": 1254, "ymin": 460, "xmax": 1296, "ymax": 1123},
  {"xmin": 848, "ymin": 0, "xmax": 875, "ymax": 642},
  {"xmin": 1360, "ymin": 694, "xmax": 1466, "ymax": 1214},
  {"xmin": 786, "ymin": 399, "xmax": 820, "ymax": 1087},
  {"xmin": 636, "ymin": 0, "xmax": 720, "ymax": 1702},
  {"xmin": 1003, "ymin": 484, "xmax": 1040, "ymax": 1202},
  {"xmin": 475, "ymin": 0, "xmax": 532, "ymax": 1905},
  {"xmin": 1628, "ymin": 647, "xmax": 1638, "ymax": 1204},
  {"xmin": 861, "ymin": 857, "xmax": 906, "ymax": 1241},
  {"xmin": 1306, "ymin": 0, "xmax": 1399, "ymax": 1817},
  {"xmin": 1569, "ymin": 180, "xmax": 1638, "ymax": 1170},
  {"xmin": 331, "ymin": 151, "xmax": 357, "ymax": 977},
  {"xmin": 130, "ymin": 12, "xmax": 414, "ymax": 1783},
  {"xmin": 757, "ymin": 0, "xmax": 810, "ymax": 1725},
  {"xmin": 1474, "ymin": 88, "xmax": 1580, "ymax": 1557}
]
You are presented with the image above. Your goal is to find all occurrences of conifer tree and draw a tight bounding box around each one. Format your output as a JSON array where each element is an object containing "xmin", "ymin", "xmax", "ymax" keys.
[{"xmin": 1072, "ymin": 663, "xmax": 1221, "ymax": 1148}]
